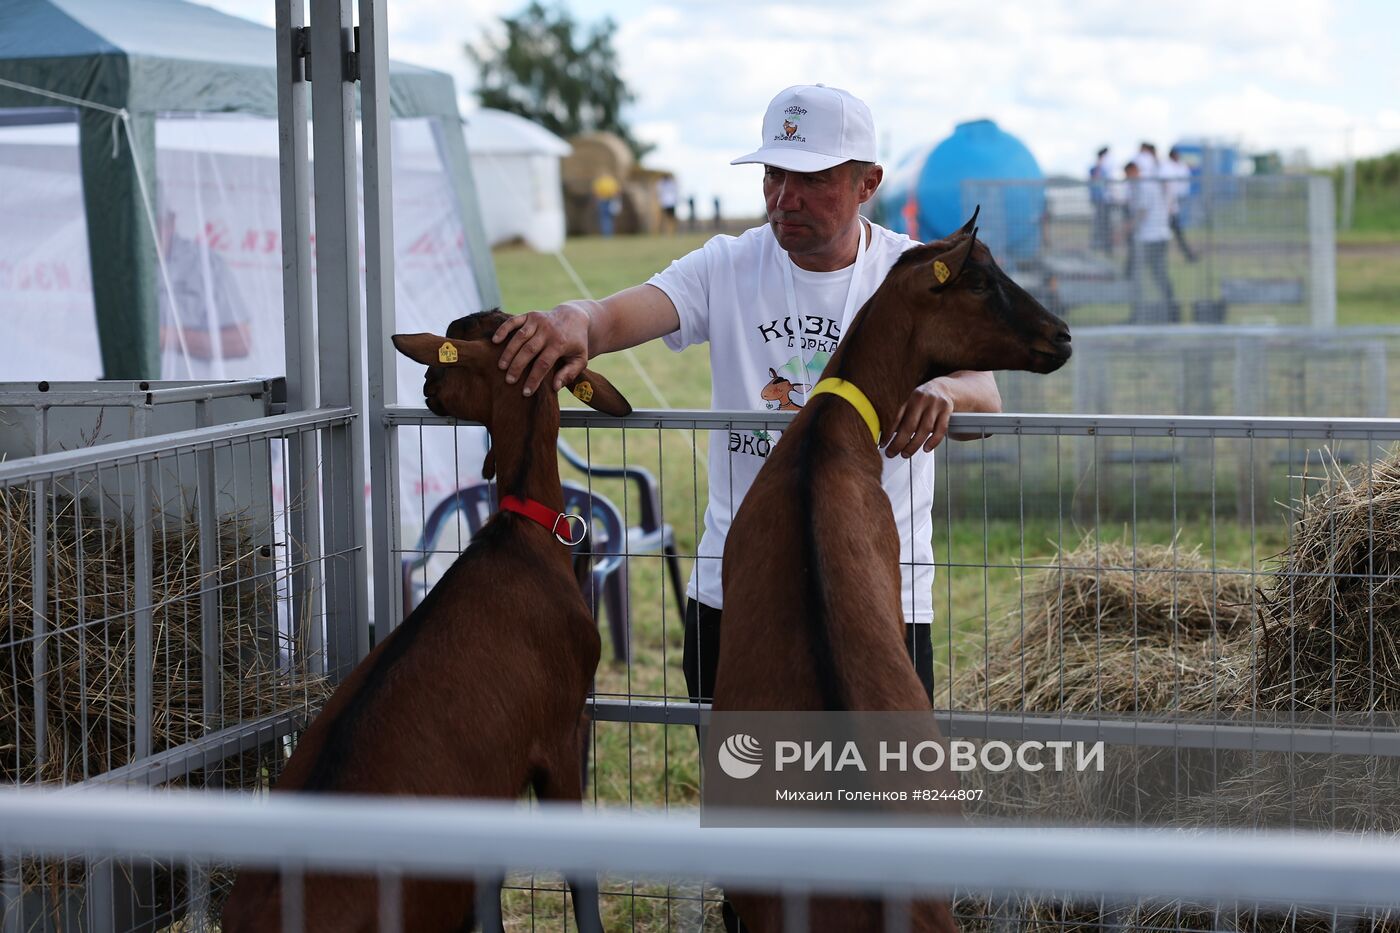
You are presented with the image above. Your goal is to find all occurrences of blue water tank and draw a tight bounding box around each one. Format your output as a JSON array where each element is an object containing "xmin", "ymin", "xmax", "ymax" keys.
[{"xmin": 880, "ymin": 118, "xmax": 1044, "ymax": 260}]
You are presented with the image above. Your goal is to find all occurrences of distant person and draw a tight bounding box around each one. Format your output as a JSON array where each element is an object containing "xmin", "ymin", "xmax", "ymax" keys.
[
  {"xmin": 1123, "ymin": 143, "xmax": 1160, "ymax": 279},
  {"xmin": 657, "ymin": 175, "xmax": 679, "ymax": 235},
  {"xmin": 1123, "ymin": 160, "xmax": 1176, "ymax": 322},
  {"xmin": 1162, "ymin": 146, "xmax": 1197, "ymax": 262},
  {"xmin": 687, "ymin": 195, "xmax": 698, "ymax": 231},
  {"xmin": 592, "ymin": 173, "xmax": 621, "ymax": 237},
  {"xmin": 1132, "ymin": 141, "xmax": 1159, "ymax": 177},
  {"xmin": 712, "ymin": 195, "xmax": 722, "ymax": 231},
  {"xmin": 1089, "ymin": 145, "xmax": 1113, "ymax": 255},
  {"xmin": 156, "ymin": 207, "xmax": 252, "ymax": 379}
]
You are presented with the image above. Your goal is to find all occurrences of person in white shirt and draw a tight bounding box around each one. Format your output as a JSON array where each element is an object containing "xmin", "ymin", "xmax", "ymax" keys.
[
  {"xmin": 1088, "ymin": 146, "xmax": 1114, "ymax": 255},
  {"xmin": 1123, "ymin": 159, "xmax": 1177, "ymax": 322},
  {"xmin": 1123, "ymin": 142, "xmax": 1160, "ymax": 281},
  {"xmin": 657, "ymin": 175, "xmax": 679, "ymax": 235},
  {"xmin": 1161, "ymin": 146, "xmax": 1197, "ymax": 262},
  {"xmin": 489, "ymin": 84, "xmax": 1000, "ymax": 707}
]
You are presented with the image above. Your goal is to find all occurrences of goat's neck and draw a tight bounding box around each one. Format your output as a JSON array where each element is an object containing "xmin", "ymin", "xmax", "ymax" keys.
[
  {"xmin": 824, "ymin": 296, "xmax": 951, "ymax": 433},
  {"xmin": 490, "ymin": 394, "xmax": 564, "ymax": 513}
]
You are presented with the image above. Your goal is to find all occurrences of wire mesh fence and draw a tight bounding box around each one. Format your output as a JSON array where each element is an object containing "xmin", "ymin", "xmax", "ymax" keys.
[
  {"xmin": 386, "ymin": 408, "xmax": 1400, "ymax": 841},
  {"xmin": 992, "ymin": 326, "xmax": 1400, "ymax": 418},
  {"xmin": 0, "ymin": 400, "xmax": 360, "ymax": 930},
  {"xmin": 5, "ymin": 403, "xmax": 1400, "ymax": 930},
  {"xmin": 961, "ymin": 175, "xmax": 1336, "ymax": 329}
]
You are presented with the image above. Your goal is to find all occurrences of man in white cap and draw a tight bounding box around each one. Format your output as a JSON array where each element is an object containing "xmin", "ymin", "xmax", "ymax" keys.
[{"xmin": 491, "ymin": 84, "xmax": 1000, "ymax": 712}]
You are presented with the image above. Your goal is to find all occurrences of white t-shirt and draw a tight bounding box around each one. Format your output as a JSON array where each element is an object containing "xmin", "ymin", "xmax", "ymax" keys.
[
  {"xmin": 1128, "ymin": 178, "xmax": 1171, "ymax": 244},
  {"xmin": 649, "ymin": 221, "xmax": 936, "ymax": 623},
  {"xmin": 1131, "ymin": 151, "xmax": 1158, "ymax": 177},
  {"xmin": 1159, "ymin": 159, "xmax": 1191, "ymax": 206}
]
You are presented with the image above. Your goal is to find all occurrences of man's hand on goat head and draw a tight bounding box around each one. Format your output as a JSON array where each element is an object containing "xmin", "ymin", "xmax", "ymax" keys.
[
  {"xmin": 493, "ymin": 305, "xmax": 591, "ymax": 397},
  {"xmin": 882, "ymin": 379, "xmax": 956, "ymax": 458}
]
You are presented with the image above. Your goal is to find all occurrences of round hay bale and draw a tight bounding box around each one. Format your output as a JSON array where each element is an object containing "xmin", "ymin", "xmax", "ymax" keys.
[
  {"xmin": 560, "ymin": 131, "xmax": 634, "ymax": 189},
  {"xmin": 953, "ymin": 538, "xmax": 1256, "ymax": 714},
  {"xmin": 1252, "ymin": 446, "xmax": 1400, "ymax": 713}
]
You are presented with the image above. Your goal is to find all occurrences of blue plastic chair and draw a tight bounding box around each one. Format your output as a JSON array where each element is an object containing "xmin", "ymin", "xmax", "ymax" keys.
[
  {"xmin": 399, "ymin": 480, "xmax": 631, "ymax": 661},
  {"xmin": 556, "ymin": 439, "xmax": 687, "ymax": 625}
]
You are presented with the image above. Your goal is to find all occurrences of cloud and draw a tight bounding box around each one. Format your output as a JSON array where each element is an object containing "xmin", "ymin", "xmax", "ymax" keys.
[{"xmin": 192, "ymin": 0, "xmax": 1397, "ymax": 219}]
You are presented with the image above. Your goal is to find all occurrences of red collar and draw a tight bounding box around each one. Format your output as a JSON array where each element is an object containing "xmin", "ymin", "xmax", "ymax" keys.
[{"xmin": 499, "ymin": 494, "xmax": 587, "ymax": 546}]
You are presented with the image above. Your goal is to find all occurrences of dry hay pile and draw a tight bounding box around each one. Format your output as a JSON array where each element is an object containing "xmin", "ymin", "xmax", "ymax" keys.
[
  {"xmin": 1252, "ymin": 446, "xmax": 1400, "ymax": 713},
  {"xmin": 1182, "ymin": 446, "xmax": 1400, "ymax": 836},
  {"xmin": 0, "ymin": 486, "xmax": 328, "ymax": 787},
  {"xmin": 953, "ymin": 538, "xmax": 1256, "ymax": 715}
]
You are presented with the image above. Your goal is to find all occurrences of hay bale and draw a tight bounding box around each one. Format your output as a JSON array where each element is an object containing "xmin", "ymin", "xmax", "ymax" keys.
[
  {"xmin": 1252, "ymin": 446, "xmax": 1400, "ymax": 713},
  {"xmin": 0, "ymin": 486, "xmax": 328, "ymax": 787},
  {"xmin": 954, "ymin": 538, "xmax": 1256, "ymax": 714}
]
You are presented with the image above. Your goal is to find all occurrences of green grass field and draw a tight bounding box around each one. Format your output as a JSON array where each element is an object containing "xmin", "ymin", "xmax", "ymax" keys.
[{"xmin": 484, "ymin": 228, "xmax": 1393, "ymax": 929}]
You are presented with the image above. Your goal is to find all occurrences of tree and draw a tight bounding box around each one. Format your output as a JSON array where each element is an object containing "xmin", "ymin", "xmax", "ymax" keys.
[{"xmin": 468, "ymin": 2, "xmax": 652, "ymax": 160}]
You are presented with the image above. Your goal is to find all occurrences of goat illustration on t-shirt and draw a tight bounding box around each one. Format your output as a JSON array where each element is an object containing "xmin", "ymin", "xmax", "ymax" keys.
[{"xmin": 761, "ymin": 367, "xmax": 810, "ymax": 411}]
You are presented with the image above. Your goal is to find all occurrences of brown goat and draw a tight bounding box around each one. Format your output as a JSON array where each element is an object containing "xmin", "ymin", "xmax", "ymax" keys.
[
  {"xmin": 221, "ymin": 310, "xmax": 627, "ymax": 933},
  {"xmin": 714, "ymin": 212, "xmax": 1072, "ymax": 932}
]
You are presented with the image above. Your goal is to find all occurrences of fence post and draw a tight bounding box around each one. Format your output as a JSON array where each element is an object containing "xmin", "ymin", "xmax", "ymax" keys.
[
  {"xmin": 359, "ymin": 0, "xmax": 401, "ymax": 639},
  {"xmin": 275, "ymin": 0, "xmax": 326, "ymax": 675},
  {"xmin": 133, "ymin": 457, "xmax": 154, "ymax": 762},
  {"xmin": 1307, "ymin": 175, "xmax": 1337, "ymax": 328},
  {"xmin": 195, "ymin": 400, "xmax": 222, "ymax": 736},
  {"xmin": 309, "ymin": 0, "xmax": 371, "ymax": 679}
]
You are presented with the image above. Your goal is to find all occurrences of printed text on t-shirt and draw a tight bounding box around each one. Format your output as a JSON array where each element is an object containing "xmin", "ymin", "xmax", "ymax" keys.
[{"xmin": 757, "ymin": 314, "xmax": 842, "ymax": 352}]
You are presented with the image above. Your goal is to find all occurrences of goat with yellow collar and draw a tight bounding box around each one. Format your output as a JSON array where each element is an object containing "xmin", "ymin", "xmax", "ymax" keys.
[{"xmin": 713, "ymin": 210, "xmax": 1072, "ymax": 933}]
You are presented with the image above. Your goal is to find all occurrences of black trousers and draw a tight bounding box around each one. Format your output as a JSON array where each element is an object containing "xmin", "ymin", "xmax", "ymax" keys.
[{"xmin": 681, "ymin": 598, "xmax": 936, "ymax": 705}]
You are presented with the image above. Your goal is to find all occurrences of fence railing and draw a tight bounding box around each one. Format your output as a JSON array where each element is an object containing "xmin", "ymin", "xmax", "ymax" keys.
[{"xmin": 3, "ymin": 789, "xmax": 1400, "ymax": 933}]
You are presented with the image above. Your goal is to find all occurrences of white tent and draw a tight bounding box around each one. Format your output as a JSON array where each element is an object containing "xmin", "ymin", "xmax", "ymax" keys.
[
  {"xmin": 463, "ymin": 108, "xmax": 570, "ymax": 253},
  {"xmin": 0, "ymin": 112, "xmax": 492, "ymax": 591}
]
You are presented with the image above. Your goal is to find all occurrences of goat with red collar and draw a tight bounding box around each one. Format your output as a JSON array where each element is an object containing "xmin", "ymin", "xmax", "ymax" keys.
[{"xmin": 222, "ymin": 310, "xmax": 625, "ymax": 933}]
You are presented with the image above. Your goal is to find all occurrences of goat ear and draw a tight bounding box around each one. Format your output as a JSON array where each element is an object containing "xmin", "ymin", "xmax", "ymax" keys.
[
  {"xmin": 480, "ymin": 447, "xmax": 496, "ymax": 481},
  {"xmin": 391, "ymin": 333, "xmax": 472, "ymax": 367},
  {"xmin": 957, "ymin": 205, "xmax": 981, "ymax": 237},
  {"xmin": 564, "ymin": 368, "xmax": 632, "ymax": 417},
  {"xmin": 929, "ymin": 231, "xmax": 977, "ymax": 290}
]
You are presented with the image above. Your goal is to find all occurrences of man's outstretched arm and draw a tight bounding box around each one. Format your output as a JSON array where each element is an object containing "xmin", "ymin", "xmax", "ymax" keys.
[
  {"xmin": 491, "ymin": 284, "xmax": 681, "ymax": 396},
  {"xmin": 881, "ymin": 370, "xmax": 1002, "ymax": 458}
]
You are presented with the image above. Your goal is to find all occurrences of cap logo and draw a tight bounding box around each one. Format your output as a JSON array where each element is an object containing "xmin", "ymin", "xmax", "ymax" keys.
[
  {"xmin": 933, "ymin": 260, "xmax": 951, "ymax": 284},
  {"xmin": 775, "ymin": 105, "xmax": 807, "ymax": 143},
  {"xmin": 438, "ymin": 341, "xmax": 458, "ymax": 363},
  {"xmin": 571, "ymin": 380, "xmax": 594, "ymax": 403}
]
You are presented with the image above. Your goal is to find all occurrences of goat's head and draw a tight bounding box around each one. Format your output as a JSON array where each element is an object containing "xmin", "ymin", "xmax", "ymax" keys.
[
  {"xmin": 392, "ymin": 310, "xmax": 631, "ymax": 468},
  {"xmin": 880, "ymin": 208, "xmax": 1072, "ymax": 377}
]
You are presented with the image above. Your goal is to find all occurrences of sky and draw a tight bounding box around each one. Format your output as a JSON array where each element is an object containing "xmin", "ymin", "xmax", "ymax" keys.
[{"xmin": 203, "ymin": 0, "xmax": 1400, "ymax": 219}]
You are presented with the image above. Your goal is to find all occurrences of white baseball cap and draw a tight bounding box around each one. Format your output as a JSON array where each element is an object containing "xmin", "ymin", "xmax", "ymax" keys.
[{"xmin": 731, "ymin": 84, "xmax": 877, "ymax": 173}]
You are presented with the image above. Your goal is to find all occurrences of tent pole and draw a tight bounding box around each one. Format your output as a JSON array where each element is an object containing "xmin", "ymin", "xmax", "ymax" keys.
[
  {"xmin": 359, "ymin": 0, "xmax": 400, "ymax": 639},
  {"xmin": 309, "ymin": 0, "xmax": 371, "ymax": 678},
  {"xmin": 80, "ymin": 109, "xmax": 159, "ymax": 379},
  {"xmin": 431, "ymin": 116, "xmax": 503, "ymax": 311}
]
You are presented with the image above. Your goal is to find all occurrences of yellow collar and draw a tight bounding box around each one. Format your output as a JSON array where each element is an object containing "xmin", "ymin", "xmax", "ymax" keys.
[{"xmin": 808, "ymin": 377, "xmax": 881, "ymax": 445}]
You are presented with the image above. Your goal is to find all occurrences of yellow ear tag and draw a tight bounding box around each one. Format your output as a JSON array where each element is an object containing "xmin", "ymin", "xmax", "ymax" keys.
[
  {"xmin": 438, "ymin": 341, "xmax": 458, "ymax": 364},
  {"xmin": 571, "ymin": 380, "xmax": 594, "ymax": 403},
  {"xmin": 933, "ymin": 260, "xmax": 951, "ymax": 284}
]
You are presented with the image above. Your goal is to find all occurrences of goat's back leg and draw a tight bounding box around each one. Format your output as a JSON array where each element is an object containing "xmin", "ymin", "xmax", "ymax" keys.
[{"xmin": 532, "ymin": 727, "xmax": 603, "ymax": 933}]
